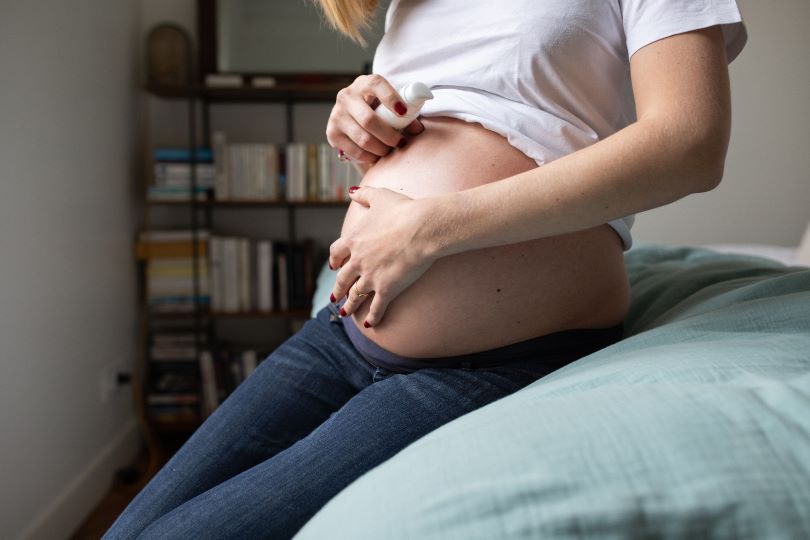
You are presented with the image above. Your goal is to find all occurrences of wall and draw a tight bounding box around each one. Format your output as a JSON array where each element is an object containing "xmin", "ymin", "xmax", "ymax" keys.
[
  {"xmin": 633, "ymin": 0, "xmax": 810, "ymax": 247},
  {"xmin": 0, "ymin": 1, "xmax": 141, "ymax": 538}
]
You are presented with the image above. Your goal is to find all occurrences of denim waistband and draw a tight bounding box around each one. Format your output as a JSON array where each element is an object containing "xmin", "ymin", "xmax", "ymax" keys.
[{"xmin": 327, "ymin": 301, "xmax": 623, "ymax": 374}]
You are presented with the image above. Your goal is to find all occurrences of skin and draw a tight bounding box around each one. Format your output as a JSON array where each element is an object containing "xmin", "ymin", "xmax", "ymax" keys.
[{"xmin": 326, "ymin": 25, "xmax": 732, "ymax": 347}]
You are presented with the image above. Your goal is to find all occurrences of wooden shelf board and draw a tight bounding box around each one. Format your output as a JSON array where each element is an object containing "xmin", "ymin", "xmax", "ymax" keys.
[{"xmin": 145, "ymin": 77, "xmax": 357, "ymax": 103}]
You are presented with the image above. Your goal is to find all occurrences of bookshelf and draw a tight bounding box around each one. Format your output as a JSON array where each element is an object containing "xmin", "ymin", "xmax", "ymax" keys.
[{"xmin": 137, "ymin": 77, "xmax": 361, "ymax": 473}]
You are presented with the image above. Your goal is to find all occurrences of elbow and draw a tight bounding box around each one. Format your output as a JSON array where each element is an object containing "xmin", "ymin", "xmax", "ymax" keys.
[
  {"xmin": 694, "ymin": 159, "xmax": 725, "ymax": 193},
  {"xmin": 684, "ymin": 123, "xmax": 730, "ymax": 194}
]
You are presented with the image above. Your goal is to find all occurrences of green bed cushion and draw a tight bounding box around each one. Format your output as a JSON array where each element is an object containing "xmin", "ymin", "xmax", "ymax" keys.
[{"xmin": 296, "ymin": 243, "xmax": 810, "ymax": 539}]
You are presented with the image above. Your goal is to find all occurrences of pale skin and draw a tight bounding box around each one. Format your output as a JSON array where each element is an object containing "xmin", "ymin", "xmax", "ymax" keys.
[{"xmin": 327, "ymin": 25, "xmax": 732, "ymax": 328}]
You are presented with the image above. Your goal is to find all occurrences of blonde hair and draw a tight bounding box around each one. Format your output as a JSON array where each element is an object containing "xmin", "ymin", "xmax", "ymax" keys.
[{"xmin": 312, "ymin": 0, "xmax": 380, "ymax": 47}]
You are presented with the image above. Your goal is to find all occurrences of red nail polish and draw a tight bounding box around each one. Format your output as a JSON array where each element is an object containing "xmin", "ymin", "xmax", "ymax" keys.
[
  {"xmin": 330, "ymin": 293, "xmax": 336, "ymax": 303},
  {"xmin": 348, "ymin": 185, "xmax": 360, "ymax": 194},
  {"xmin": 394, "ymin": 102, "xmax": 407, "ymax": 116},
  {"xmin": 364, "ymin": 320, "xmax": 371, "ymax": 328},
  {"xmin": 397, "ymin": 137, "xmax": 407, "ymax": 149},
  {"xmin": 340, "ymin": 307, "xmax": 347, "ymax": 317}
]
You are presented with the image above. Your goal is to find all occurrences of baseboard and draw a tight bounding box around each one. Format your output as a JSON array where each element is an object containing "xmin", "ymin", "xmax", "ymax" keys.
[{"xmin": 16, "ymin": 418, "xmax": 141, "ymax": 540}]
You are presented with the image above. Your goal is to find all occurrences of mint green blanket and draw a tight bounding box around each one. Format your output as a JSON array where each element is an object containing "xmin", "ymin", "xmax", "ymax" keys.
[{"xmin": 297, "ymin": 244, "xmax": 810, "ymax": 539}]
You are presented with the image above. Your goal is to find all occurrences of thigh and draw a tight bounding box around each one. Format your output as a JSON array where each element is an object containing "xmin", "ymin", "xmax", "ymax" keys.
[
  {"xmin": 104, "ymin": 307, "xmax": 374, "ymax": 540},
  {"xmin": 136, "ymin": 364, "xmax": 545, "ymax": 540}
]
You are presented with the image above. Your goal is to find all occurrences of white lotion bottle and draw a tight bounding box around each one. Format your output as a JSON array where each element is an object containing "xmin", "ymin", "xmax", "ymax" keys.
[{"xmin": 375, "ymin": 81, "xmax": 434, "ymax": 130}]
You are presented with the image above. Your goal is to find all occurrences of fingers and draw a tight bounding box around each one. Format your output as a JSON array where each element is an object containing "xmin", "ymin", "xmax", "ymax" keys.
[
  {"xmin": 364, "ymin": 291, "xmax": 391, "ymax": 328},
  {"xmin": 326, "ymin": 74, "xmax": 413, "ymax": 163},
  {"xmin": 403, "ymin": 118, "xmax": 425, "ymax": 136},
  {"xmin": 339, "ymin": 278, "xmax": 374, "ymax": 321},
  {"xmin": 328, "ymin": 237, "xmax": 351, "ymax": 273},
  {"xmin": 362, "ymin": 73, "xmax": 409, "ymax": 125},
  {"xmin": 331, "ymin": 261, "xmax": 360, "ymax": 306}
]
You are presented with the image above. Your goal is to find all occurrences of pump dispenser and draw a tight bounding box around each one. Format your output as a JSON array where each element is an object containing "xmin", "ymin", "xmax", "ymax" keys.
[{"xmin": 375, "ymin": 81, "xmax": 434, "ymax": 130}]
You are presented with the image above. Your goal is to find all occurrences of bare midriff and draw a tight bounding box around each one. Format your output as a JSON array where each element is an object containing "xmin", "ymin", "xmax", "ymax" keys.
[{"xmin": 340, "ymin": 116, "xmax": 630, "ymax": 358}]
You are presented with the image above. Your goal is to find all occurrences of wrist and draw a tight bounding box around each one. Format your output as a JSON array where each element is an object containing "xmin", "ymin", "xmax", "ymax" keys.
[{"xmin": 413, "ymin": 193, "xmax": 460, "ymax": 261}]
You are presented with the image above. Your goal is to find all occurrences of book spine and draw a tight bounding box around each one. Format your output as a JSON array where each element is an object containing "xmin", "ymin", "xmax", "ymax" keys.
[
  {"xmin": 257, "ymin": 240, "xmax": 273, "ymax": 312},
  {"xmin": 239, "ymin": 238, "xmax": 250, "ymax": 312},
  {"xmin": 199, "ymin": 350, "xmax": 219, "ymax": 417},
  {"xmin": 223, "ymin": 238, "xmax": 239, "ymax": 312},
  {"xmin": 307, "ymin": 143, "xmax": 318, "ymax": 201},
  {"xmin": 213, "ymin": 131, "xmax": 229, "ymax": 200}
]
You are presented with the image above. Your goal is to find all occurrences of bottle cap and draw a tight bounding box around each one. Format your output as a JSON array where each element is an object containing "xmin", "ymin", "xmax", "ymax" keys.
[{"xmin": 401, "ymin": 82, "xmax": 433, "ymax": 107}]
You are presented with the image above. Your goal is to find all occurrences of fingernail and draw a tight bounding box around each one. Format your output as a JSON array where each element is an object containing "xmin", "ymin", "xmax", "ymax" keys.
[
  {"xmin": 339, "ymin": 307, "xmax": 347, "ymax": 317},
  {"xmin": 394, "ymin": 102, "xmax": 407, "ymax": 116},
  {"xmin": 330, "ymin": 293, "xmax": 336, "ymax": 303},
  {"xmin": 348, "ymin": 185, "xmax": 360, "ymax": 194},
  {"xmin": 364, "ymin": 320, "xmax": 371, "ymax": 328},
  {"xmin": 397, "ymin": 137, "xmax": 407, "ymax": 149}
]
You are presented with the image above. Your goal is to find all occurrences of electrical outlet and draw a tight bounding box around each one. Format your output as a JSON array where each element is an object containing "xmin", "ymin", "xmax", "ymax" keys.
[{"xmin": 98, "ymin": 357, "xmax": 132, "ymax": 403}]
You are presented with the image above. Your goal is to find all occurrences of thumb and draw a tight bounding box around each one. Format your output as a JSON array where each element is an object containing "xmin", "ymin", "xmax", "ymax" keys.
[{"xmin": 348, "ymin": 185, "xmax": 373, "ymax": 207}]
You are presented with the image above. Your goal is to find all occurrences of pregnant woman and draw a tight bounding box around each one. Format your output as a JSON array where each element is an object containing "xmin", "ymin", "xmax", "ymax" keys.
[{"xmin": 106, "ymin": 0, "xmax": 746, "ymax": 538}]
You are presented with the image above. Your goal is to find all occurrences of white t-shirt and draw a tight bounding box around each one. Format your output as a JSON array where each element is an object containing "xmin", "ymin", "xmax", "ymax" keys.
[{"xmin": 372, "ymin": 0, "xmax": 748, "ymax": 251}]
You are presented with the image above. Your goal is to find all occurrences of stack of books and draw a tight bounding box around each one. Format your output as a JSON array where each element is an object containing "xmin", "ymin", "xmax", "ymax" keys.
[
  {"xmin": 199, "ymin": 348, "xmax": 265, "ymax": 416},
  {"xmin": 146, "ymin": 331, "xmax": 209, "ymax": 421},
  {"xmin": 148, "ymin": 147, "xmax": 214, "ymax": 202},
  {"xmin": 209, "ymin": 236, "xmax": 315, "ymax": 313},
  {"xmin": 212, "ymin": 131, "xmax": 361, "ymax": 202},
  {"xmin": 137, "ymin": 230, "xmax": 211, "ymax": 314}
]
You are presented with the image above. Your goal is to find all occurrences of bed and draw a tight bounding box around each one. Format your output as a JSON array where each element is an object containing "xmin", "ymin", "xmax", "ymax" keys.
[{"xmin": 297, "ymin": 241, "xmax": 810, "ymax": 539}]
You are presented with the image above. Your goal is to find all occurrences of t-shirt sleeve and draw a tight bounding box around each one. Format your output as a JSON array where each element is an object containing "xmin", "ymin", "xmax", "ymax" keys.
[{"xmin": 620, "ymin": 0, "xmax": 748, "ymax": 63}]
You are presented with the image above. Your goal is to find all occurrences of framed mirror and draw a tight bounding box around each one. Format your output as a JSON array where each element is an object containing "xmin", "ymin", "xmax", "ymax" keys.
[{"xmin": 198, "ymin": 0, "xmax": 389, "ymax": 81}]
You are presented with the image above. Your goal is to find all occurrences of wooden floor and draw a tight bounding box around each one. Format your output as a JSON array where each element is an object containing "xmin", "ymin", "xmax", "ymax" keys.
[{"xmin": 69, "ymin": 447, "xmax": 152, "ymax": 540}]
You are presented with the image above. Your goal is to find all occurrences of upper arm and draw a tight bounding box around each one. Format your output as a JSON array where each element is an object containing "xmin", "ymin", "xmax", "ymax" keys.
[{"xmin": 629, "ymin": 25, "xmax": 732, "ymax": 185}]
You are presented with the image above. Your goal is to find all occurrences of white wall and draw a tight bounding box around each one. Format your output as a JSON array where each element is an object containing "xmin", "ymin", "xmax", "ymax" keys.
[
  {"xmin": 0, "ymin": 1, "xmax": 141, "ymax": 539},
  {"xmin": 633, "ymin": 0, "xmax": 810, "ymax": 247}
]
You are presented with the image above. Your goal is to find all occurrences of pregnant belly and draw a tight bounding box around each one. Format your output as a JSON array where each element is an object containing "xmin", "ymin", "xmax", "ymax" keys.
[{"xmin": 340, "ymin": 116, "xmax": 630, "ymax": 358}]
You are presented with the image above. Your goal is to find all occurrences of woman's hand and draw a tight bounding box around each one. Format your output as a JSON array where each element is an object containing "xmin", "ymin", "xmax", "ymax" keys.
[
  {"xmin": 328, "ymin": 186, "xmax": 438, "ymax": 328},
  {"xmin": 326, "ymin": 74, "xmax": 424, "ymax": 164}
]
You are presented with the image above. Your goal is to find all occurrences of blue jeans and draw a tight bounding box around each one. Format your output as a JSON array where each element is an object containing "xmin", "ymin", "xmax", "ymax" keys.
[{"xmin": 104, "ymin": 305, "xmax": 622, "ymax": 539}]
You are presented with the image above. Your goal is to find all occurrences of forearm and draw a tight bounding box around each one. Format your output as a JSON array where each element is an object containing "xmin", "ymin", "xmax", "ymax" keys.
[{"xmin": 419, "ymin": 117, "xmax": 727, "ymax": 258}]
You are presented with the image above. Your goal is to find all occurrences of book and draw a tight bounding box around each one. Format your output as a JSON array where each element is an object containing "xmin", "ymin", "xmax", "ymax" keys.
[
  {"xmin": 238, "ymin": 238, "xmax": 250, "ymax": 311},
  {"xmin": 222, "ymin": 238, "xmax": 240, "ymax": 312},
  {"xmin": 251, "ymin": 76, "xmax": 277, "ymax": 88},
  {"xmin": 241, "ymin": 350, "xmax": 258, "ymax": 379},
  {"xmin": 153, "ymin": 147, "xmax": 213, "ymax": 163},
  {"xmin": 199, "ymin": 350, "xmax": 219, "ymax": 417},
  {"xmin": 257, "ymin": 240, "xmax": 274, "ymax": 311},
  {"xmin": 205, "ymin": 73, "xmax": 244, "ymax": 88}
]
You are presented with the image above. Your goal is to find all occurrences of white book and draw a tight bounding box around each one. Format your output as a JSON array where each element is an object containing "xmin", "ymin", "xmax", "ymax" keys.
[
  {"xmin": 253, "ymin": 144, "xmax": 264, "ymax": 200},
  {"xmin": 222, "ymin": 238, "xmax": 240, "ymax": 312},
  {"xmin": 198, "ymin": 350, "xmax": 219, "ymax": 417},
  {"xmin": 238, "ymin": 238, "xmax": 250, "ymax": 311},
  {"xmin": 241, "ymin": 350, "xmax": 258, "ymax": 379},
  {"xmin": 318, "ymin": 143, "xmax": 333, "ymax": 201},
  {"xmin": 257, "ymin": 240, "xmax": 274, "ymax": 311},
  {"xmin": 212, "ymin": 131, "xmax": 229, "ymax": 200}
]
